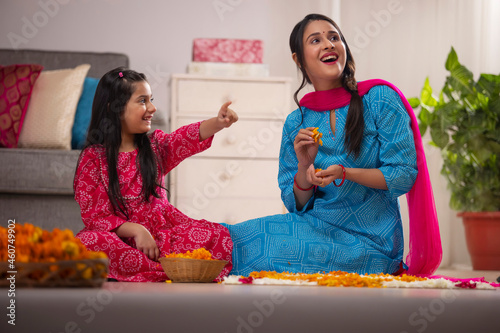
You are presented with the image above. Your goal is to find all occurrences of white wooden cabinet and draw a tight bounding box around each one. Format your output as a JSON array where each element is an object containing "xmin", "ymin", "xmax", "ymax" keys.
[{"xmin": 170, "ymin": 74, "xmax": 292, "ymax": 224}]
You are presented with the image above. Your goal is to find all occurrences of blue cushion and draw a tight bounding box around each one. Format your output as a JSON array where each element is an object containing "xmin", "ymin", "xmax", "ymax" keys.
[{"xmin": 71, "ymin": 77, "xmax": 99, "ymax": 149}]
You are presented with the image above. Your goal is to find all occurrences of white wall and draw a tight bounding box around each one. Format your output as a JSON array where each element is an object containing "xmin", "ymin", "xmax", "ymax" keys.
[
  {"xmin": 340, "ymin": 0, "xmax": 500, "ymax": 269},
  {"xmin": 2, "ymin": 0, "xmax": 498, "ymax": 269},
  {"xmin": 0, "ymin": 0, "xmax": 333, "ymax": 123}
]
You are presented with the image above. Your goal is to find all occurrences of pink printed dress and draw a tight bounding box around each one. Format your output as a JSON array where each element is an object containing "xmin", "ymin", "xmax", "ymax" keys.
[{"xmin": 74, "ymin": 123, "xmax": 233, "ymax": 282}]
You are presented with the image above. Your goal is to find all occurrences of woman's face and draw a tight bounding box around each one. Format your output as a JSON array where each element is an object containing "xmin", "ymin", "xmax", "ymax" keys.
[
  {"xmin": 120, "ymin": 81, "xmax": 156, "ymax": 139},
  {"xmin": 296, "ymin": 20, "xmax": 347, "ymax": 91}
]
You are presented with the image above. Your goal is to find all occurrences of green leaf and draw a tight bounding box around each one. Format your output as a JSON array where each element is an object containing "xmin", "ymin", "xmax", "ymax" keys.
[
  {"xmin": 449, "ymin": 65, "xmax": 474, "ymax": 95},
  {"xmin": 445, "ymin": 47, "xmax": 460, "ymax": 71},
  {"xmin": 408, "ymin": 97, "xmax": 420, "ymax": 109},
  {"xmin": 477, "ymin": 73, "xmax": 500, "ymax": 96},
  {"xmin": 437, "ymin": 101, "xmax": 461, "ymax": 129},
  {"xmin": 428, "ymin": 141, "xmax": 440, "ymax": 148},
  {"xmin": 420, "ymin": 78, "xmax": 438, "ymax": 106},
  {"xmin": 474, "ymin": 148, "xmax": 492, "ymax": 164},
  {"xmin": 430, "ymin": 126, "xmax": 449, "ymax": 149},
  {"xmin": 476, "ymin": 93, "xmax": 489, "ymax": 112},
  {"xmin": 489, "ymin": 96, "xmax": 500, "ymax": 115},
  {"xmin": 418, "ymin": 122, "xmax": 428, "ymax": 137},
  {"xmin": 487, "ymin": 141, "xmax": 500, "ymax": 155},
  {"xmin": 417, "ymin": 105, "xmax": 431, "ymax": 125}
]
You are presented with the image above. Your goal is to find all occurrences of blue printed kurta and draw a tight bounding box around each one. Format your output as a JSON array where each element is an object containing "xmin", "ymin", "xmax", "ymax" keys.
[{"xmin": 224, "ymin": 85, "xmax": 418, "ymax": 276}]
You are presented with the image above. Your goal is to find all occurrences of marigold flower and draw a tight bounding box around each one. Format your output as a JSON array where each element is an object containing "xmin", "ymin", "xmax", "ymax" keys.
[
  {"xmin": 165, "ymin": 248, "xmax": 215, "ymax": 260},
  {"xmin": 244, "ymin": 271, "xmax": 427, "ymax": 288},
  {"xmin": 311, "ymin": 127, "xmax": 323, "ymax": 146},
  {"xmin": 0, "ymin": 223, "xmax": 107, "ymax": 262}
]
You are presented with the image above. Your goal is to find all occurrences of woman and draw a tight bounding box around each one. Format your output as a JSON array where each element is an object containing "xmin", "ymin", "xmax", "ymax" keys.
[{"xmin": 224, "ymin": 14, "xmax": 441, "ymax": 276}]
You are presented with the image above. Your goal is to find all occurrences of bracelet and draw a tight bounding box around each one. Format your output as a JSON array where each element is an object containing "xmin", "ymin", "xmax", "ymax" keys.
[
  {"xmin": 294, "ymin": 174, "xmax": 315, "ymax": 191},
  {"xmin": 333, "ymin": 164, "xmax": 346, "ymax": 187}
]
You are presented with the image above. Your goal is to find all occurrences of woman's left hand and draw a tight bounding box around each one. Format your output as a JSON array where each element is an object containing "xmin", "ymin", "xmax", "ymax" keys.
[
  {"xmin": 309, "ymin": 164, "xmax": 344, "ymax": 187},
  {"xmin": 217, "ymin": 101, "xmax": 239, "ymax": 129}
]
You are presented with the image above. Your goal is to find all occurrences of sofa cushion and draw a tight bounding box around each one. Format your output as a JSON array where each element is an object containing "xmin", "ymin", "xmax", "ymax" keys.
[
  {"xmin": 72, "ymin": 77, "xmax": 99, "ymax": 149},
  {"xmin": 0, "ymin": 64, "xmax": 43, "ymax": 148},
  {"xmin": 0, "ymin": 148, "xmax": 80, "ymax": 195},
  {"xmin": 18, "ymin": 64, "xmax": 90, "ymax": 150}
]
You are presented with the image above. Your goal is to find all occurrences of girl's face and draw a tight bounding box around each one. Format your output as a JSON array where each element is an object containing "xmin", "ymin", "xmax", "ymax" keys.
[
  {"xmin": 120, "ymin": 81, "xmax": 156, "ymax": 139},
  {"xmin": 296, "ymin": 20, "xmax": 347, "ymax": 91}
]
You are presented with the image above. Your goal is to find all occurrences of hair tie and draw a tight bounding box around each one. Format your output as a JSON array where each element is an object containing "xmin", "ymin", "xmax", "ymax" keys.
[{"xmin": 119, "ymin": 72, "xmax": 123, "ymax": 78}]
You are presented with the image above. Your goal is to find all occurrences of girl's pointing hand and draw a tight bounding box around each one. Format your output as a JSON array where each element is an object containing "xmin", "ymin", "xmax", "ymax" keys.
[{"xmin": 218, "ymin": 101, "xmax": 239, "ymax": 129}]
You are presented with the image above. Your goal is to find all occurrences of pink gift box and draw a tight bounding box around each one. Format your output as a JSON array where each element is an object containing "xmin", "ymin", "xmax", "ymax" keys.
[{"xmin": 192, "ymin": 39, "xmax": 263, "ymax": 64}]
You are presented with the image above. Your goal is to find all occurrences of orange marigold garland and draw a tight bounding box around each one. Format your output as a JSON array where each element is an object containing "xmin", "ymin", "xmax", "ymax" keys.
[
  {"xmin": 228, "ymin": 271, "xmax": 427, "ymax": 288},
  {"xmin": 224, "ymin": 271, "xmax": 498, "ymax": 289}
]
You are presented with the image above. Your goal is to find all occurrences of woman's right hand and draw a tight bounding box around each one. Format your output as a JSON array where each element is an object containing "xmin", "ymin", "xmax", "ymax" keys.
[{"xmin": 294, "ymin": 127, "xmax": 319, "ymax": 169}]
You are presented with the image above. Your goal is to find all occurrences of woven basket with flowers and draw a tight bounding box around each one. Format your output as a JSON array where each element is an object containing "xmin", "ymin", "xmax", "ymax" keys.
[
  {"xmin": 0, "ymin": 223, "xmax": 108, "ymax": 287},
  {"xmin": 159, "ymin": 248, "xmax": 227, "ymax": 283}
]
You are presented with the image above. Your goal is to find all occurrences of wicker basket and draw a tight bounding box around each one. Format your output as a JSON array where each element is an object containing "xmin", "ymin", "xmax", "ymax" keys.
[
  {"xmin": 158, "ymin": 257, "xmax": 228, "ymax": 283},
  {"xmin": 0, "ymin": 258, "xmax": 108, "ymax": 288}
]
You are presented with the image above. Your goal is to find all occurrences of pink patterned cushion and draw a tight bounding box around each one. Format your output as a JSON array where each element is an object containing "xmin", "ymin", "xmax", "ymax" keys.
[{"xmin": 0, "ymin": 64, "xmax": 43, "ymax": 148}]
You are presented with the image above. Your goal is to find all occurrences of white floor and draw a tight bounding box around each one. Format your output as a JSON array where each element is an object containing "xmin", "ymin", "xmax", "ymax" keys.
[
  {"xmin": 8, "ymin": 281, "xmax": 500, "ymax": 333},
  {"xmin": 435, "ymin": 268, "xmax": 500, "ymax": 284}
]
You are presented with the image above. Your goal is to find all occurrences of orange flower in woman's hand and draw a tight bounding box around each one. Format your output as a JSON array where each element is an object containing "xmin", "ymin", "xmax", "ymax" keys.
[{"xmin": 311, "ymin": 127, "xmax": 323, "ymax": 146}]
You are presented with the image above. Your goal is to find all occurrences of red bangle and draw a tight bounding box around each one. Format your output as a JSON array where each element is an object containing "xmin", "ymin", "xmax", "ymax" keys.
[
  {"xmin": 294, "ymin": 174, "xmax": 314, "ymax": 191},
  {"xmin": 333, "ymin": 164, "xmax": 346, "ymax": 187}
]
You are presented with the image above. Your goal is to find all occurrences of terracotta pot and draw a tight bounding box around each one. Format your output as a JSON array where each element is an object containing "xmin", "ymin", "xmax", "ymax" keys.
[{"xmin": 459, "ymin": 211, "xmax": 500, "ymax": 270}]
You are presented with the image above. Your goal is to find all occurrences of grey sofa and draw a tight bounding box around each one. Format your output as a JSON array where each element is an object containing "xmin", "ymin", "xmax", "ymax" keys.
[{"xmin": 0, "ymin": 49, "xmax": 132, "ymax": 234}]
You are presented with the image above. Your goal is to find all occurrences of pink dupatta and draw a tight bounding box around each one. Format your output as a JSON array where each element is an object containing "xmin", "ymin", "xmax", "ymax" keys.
[{"xmin": 300, "ymin": 79, "xmax": 442, "ymax": 275}]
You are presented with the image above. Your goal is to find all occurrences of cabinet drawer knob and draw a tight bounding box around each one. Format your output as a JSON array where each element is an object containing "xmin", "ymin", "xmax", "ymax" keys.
[
  {"xmin": 219, "ymin": 172, "xmax": 232, "ymax": 181},
  {"xmin": 225, "ymin": 135, "xmax": 237, "ymax": 145}
]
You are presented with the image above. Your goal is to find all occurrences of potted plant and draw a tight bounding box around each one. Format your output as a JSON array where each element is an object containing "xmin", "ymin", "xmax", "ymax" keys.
[{"xmin": 410, "ymin": 47, "xmax": 500, "ymax": 270}]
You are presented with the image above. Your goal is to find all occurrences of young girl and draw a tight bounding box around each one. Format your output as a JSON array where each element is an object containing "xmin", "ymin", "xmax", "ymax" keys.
[
  {"xmin": 225, "ymin": 14, "xmax": 441, "ymax": 276},
  {"xmin": 74, "ymin": 67, "xmax": 238, "ymax": 282}
]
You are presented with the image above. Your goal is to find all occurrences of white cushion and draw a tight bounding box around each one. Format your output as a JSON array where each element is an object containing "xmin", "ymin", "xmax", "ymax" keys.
[{"xmin": 18, "ymin": 64, "xmax": 90, "ymax": 150}]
